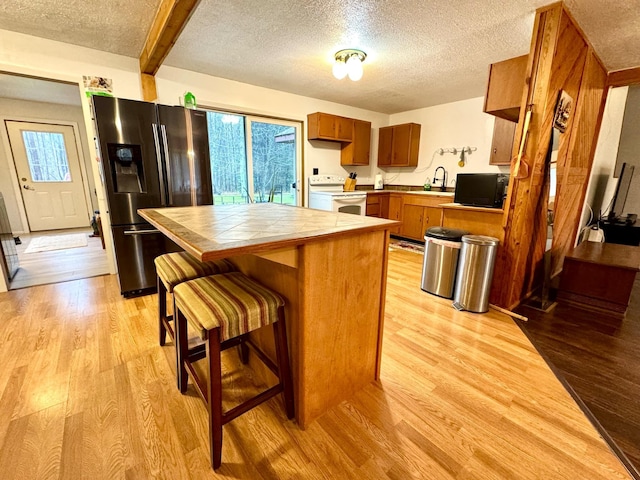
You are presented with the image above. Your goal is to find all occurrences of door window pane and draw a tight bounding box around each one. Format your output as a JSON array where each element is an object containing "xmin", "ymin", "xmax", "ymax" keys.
[
  {"xmin": 206, "ymin": 113, "xmax": 249, "ymax": 204},
  {"xmin": 21, "ymin": 130, "xmax": 71, "ymax": 182},
  {"xmin": 250, "ymin": 121, "xmax": 296, "ymax": 205}
]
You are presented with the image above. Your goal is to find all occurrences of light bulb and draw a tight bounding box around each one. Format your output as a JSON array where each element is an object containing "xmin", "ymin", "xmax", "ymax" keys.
[
  {"xmin": 346, "ymin": 55, "xmax": 363, "ymax": 81},
  {"xmin": 333, "ymin": 60, "xmax": 347, "ymax": 80}
]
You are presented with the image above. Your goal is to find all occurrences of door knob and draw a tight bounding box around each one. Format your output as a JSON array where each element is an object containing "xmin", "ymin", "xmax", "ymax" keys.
[{"xmin": 23, "ymin": 184, "xmax": 35, "ymax": 191}]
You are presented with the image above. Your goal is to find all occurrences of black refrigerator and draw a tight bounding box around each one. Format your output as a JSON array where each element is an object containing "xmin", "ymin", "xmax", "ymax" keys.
[{"xmin": 92, "ymin": 96, "xmax": 213, "ymax": 296}]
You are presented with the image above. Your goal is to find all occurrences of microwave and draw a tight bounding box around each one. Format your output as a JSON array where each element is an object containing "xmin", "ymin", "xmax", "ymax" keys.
[{"xmin": 454, "ymin": 173, "xmax": 509, "ymax": 208}]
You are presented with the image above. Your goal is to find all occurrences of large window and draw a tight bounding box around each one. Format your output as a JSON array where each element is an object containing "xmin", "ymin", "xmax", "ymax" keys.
[{"xmin": 206, "ymin": 112, "xmax": 301, "ymax": 205}]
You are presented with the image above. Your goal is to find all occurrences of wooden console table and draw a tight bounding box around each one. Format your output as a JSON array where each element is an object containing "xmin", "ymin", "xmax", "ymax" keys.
[{"xmin": 558, "ymin": 241, "xmax": 640, "ymax": 316}]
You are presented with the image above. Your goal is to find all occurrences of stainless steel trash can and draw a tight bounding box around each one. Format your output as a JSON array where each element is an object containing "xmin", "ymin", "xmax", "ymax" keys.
[
  {"xmin": 421, "ymin": 227, "xmax": 469, "ymax": 299},
  {"xmin": 453, "ymin": 235, "xmax": 500, "ymax": 313}
]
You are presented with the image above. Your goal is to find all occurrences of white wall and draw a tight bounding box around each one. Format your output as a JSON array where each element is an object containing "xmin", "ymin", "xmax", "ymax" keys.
[
  {"xmin": 0, "ymin": 98, "xmax": 99, "ymax": 232},
  {"xmin": 580, "ymin": 86, "xmax": 628, "ymax": 230},
  {"xmin": 614, "ymin": 85, "xmax": 640, "ymax": 216},
  {"xmin": 155, "ymin": 65, "xmax": 389, "ymax": 188},
  {"xmin": 382, "ymin": 97, "xmax": 509, "ymax": 188}
]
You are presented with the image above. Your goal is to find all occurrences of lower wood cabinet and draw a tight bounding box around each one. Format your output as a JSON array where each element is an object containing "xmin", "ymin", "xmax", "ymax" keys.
[
  {"xmin": 424, "ymin": 206, "xmax": 443, "ymax": 232},
  {"xmin": 401, "ymin": 204, "xmax": 425, "ymax": 240},
  {"xmin": 365, "ymin": 194, "xmax": 380, "ymax": 217},
  {"xmin": 400, "ymin": 204, "xmax": 443, "ymax": 240},
  {"xmin": 387, "ymin": 194, "xmax": 402, "ymax": 234},
  {"xmin": 366, "ymin": 192, "xmax": 449, "ymax": 240}
]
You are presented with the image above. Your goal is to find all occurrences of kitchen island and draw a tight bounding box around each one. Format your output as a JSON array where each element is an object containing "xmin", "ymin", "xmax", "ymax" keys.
[{"xmin": 139, "ymin": 203, "xmax": 399, "ymax": 428}]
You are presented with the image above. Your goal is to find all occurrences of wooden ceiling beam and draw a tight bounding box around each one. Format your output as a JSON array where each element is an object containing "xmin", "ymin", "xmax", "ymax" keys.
[{"xmin": 139, "ymin": 0, "xmax": 200, "ymax": 101}]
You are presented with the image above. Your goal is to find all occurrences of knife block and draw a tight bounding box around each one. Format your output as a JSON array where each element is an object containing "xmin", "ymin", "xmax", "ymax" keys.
[{"xmin": 344, "ymin": 178, "xmax": 356, "ymax": 191}]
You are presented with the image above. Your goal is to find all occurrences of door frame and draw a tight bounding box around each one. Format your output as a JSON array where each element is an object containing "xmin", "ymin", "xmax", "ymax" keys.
[
  {"xmin": 0, "ymin": 64, "xmax": 117, "ymax": 295},
  {"xmin": 2, "ymin": 117, "xmax": 93, "ymax": 233},
  {"xmin": 245, "ymin": 115, "xmax": 303, "ymax": 206},
  {"xmin": 200, "ymin": 102, "xmax": 306, "ymax": 205}
]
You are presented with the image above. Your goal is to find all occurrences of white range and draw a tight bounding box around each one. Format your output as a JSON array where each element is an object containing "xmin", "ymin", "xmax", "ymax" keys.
[{"xmin": 308, "ymin": 174, "xmax": 367, "ymax": 216}]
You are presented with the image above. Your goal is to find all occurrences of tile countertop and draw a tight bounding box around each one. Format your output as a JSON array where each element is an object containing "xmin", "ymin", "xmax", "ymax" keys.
[{"xmin": 139, "ymin": 203, "xmax": 399, "ymax": 262}]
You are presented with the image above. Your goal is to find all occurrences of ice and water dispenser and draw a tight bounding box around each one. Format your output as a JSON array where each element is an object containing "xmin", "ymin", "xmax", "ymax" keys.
[{"xmin": 107, "ymin": 144, "xmax": 145, "ymax": 193}]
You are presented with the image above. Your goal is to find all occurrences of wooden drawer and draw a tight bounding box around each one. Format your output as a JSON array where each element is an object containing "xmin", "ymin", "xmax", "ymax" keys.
[{"xmin": 402, "ymin": 193, "xmax": 451, "ymax": 207}]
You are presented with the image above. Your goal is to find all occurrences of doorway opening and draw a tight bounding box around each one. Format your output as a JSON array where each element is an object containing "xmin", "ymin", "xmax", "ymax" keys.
[
  {"xmin": 205, "ymin": 111, "xmax": 303, "ymax": 205},
  {"xmin": 0, "ymin": 72, "xmax": 109, "ymax": 290}
]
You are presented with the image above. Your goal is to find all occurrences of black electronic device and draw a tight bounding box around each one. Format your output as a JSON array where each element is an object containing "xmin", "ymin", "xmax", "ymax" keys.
[
  {"xmin": 608, "ymin": 162, "xmax": 635, "ymax": 221},
  {"xmin": 454, "ymin": 173, "xmax": 509, "ymax": 208},
  {"xmin": 626, "ymin": 213, "xmax": 637, "ymax": 226}
]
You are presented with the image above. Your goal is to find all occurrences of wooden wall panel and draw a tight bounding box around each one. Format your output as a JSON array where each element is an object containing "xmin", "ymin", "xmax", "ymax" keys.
[
  {"xmin": 492, "ymin": 4, "xmax": 609, "ymax": 309},
  {"xmin": 552, "ymin": 50, "xmax": 608, "ymax": 276}
]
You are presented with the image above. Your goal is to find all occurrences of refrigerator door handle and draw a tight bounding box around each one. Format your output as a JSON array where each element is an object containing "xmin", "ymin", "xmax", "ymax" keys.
[
  {"xmin": 152, "ymin": 123, "xmax": 167, "ymax": 206},
  {"xmin": 160, "ymin": 124, "xmax": 174, "ymax": 206},
  {"xmin": 123, "ymin": 229, "xmax": 161, "ymax": 235}
]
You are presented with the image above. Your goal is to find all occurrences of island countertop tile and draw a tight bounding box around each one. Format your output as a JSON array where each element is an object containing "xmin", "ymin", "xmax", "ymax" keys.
[{"xmin": 139, "ymin": 203, "xmax": 399, "ymax": 262}]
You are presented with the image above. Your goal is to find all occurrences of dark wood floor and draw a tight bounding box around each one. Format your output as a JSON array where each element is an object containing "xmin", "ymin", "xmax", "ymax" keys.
[{"xmin": 517, "ymin": 276, "xmax": 640, "ymax": 479}]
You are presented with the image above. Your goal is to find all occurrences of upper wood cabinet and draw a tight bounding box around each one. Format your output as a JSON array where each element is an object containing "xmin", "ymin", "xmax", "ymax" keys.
[
  {"xmin": 489, "ymin": 117, "xmax": 517, "ymax": 166},
  {"xmin": 341, "ymin": 119, "xmax": 371, "ymax": 166},
  {"xmin": 307, "ymin": 112, "xmax": 353, "ymax": 142},
  {"xmin": 377, "ymin": 123, "xmax": 421, "ymax": 167},
  {"xmin": 307, "ymin": 113, "xmax": 371, "ymax": 166},
  {"xmin": 484, "ymin": 55, "xmax": 528, "ymax": 122}
]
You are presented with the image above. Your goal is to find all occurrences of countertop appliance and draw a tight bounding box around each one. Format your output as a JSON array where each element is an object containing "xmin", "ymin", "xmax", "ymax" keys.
[
  {"xmin": 93, "ymin": 96, "xmax": 213, "ymax": 296},
  {"xmin": 374, "ymin": 174, "xmax": 384, "ymax": 190},
  {"xmin": 454, "ymin": 173, "xmax": 509, "ymax": 209},
  {"xmin": 308, "ymin": 175, "xmax": 367, "ymax": 216}
]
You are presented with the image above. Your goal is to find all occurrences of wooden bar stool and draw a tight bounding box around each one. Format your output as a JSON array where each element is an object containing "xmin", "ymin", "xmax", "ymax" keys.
[
  {"xmin": 154, "ymin": 252, "xmax": 236, "ymax": 346},
  {"xmin": 173, "ymin": 272, "xmax": 295, "ymax": 470}
]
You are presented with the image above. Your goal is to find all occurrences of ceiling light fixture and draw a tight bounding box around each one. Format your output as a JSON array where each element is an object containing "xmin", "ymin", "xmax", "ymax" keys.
[{"xmin": 333, "ymin": 49, "xmax": 367, "ymax": 81}]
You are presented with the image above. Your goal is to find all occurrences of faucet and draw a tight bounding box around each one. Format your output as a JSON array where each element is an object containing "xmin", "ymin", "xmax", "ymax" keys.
[{"xmin": 433, "ymin": 166, "xmax": 447, "ymax": 192}]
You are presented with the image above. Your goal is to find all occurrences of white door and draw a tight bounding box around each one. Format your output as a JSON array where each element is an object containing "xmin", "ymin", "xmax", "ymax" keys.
[{"xmin": 6, "ymin": 121, "xmax": 90, "ymax": 231}]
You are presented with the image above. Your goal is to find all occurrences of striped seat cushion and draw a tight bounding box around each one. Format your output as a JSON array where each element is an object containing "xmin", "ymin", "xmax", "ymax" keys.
[
  {"xmin": 174, "ymin": 272, "xmax": 285, "ymax": 342},
  {"xmin": 155, "ymin": 252, "xmax": 236, "ymax": 292}
]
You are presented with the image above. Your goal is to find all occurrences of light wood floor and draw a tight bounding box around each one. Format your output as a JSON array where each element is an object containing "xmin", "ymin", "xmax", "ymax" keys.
[
  {"xmin": 0, "ymin": 248, "xmax": 631, "ymax": 479},
  {"xmin": 10, "ymin": 228, "xmax": 109, "ymax": 290}
]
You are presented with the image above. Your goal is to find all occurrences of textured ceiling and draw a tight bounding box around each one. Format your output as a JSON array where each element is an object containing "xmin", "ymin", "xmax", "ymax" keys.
[
  {"xmin": 164, "ymin": 0, "xmax": 550, "ymax": 113},
  {"xmin": 0, "ymin": 0, "xmax": 161, "ymax": 56},
  {"xmin": 565, "ymin": 0, "xmax": 640, "ymax": 71},
  {"xmin": 1, "ymin": 0, "xmax": 640, "ymax": 113},
  {"xmin": 0, "ymin": 74, "xmax": 82, "ymax": 106}
]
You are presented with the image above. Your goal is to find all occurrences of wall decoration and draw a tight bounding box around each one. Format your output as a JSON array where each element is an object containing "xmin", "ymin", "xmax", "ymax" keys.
[
  {"xmin": 83, "ymin": 76, "xmax": 113, "ymax": 97},
  {"xmin": 554, "ymin": 90, "xmax": 573, "ymax": 133}
]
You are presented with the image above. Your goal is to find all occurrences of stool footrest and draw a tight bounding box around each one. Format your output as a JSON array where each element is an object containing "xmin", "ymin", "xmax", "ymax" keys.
[
  {"xmin": 245, "ymin": 340, "xmax": 279, "ymax": 376},
  {"xmin": 187, "ymin": 344, "xmax": 206, "ymax": 363},
  {"xmin": 161, "ymin": 314, "xmax": 175, "ymax": 341},
  {"xmin": 223, "ymin": 384, "xmax": 283, "ymax": 424}
]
